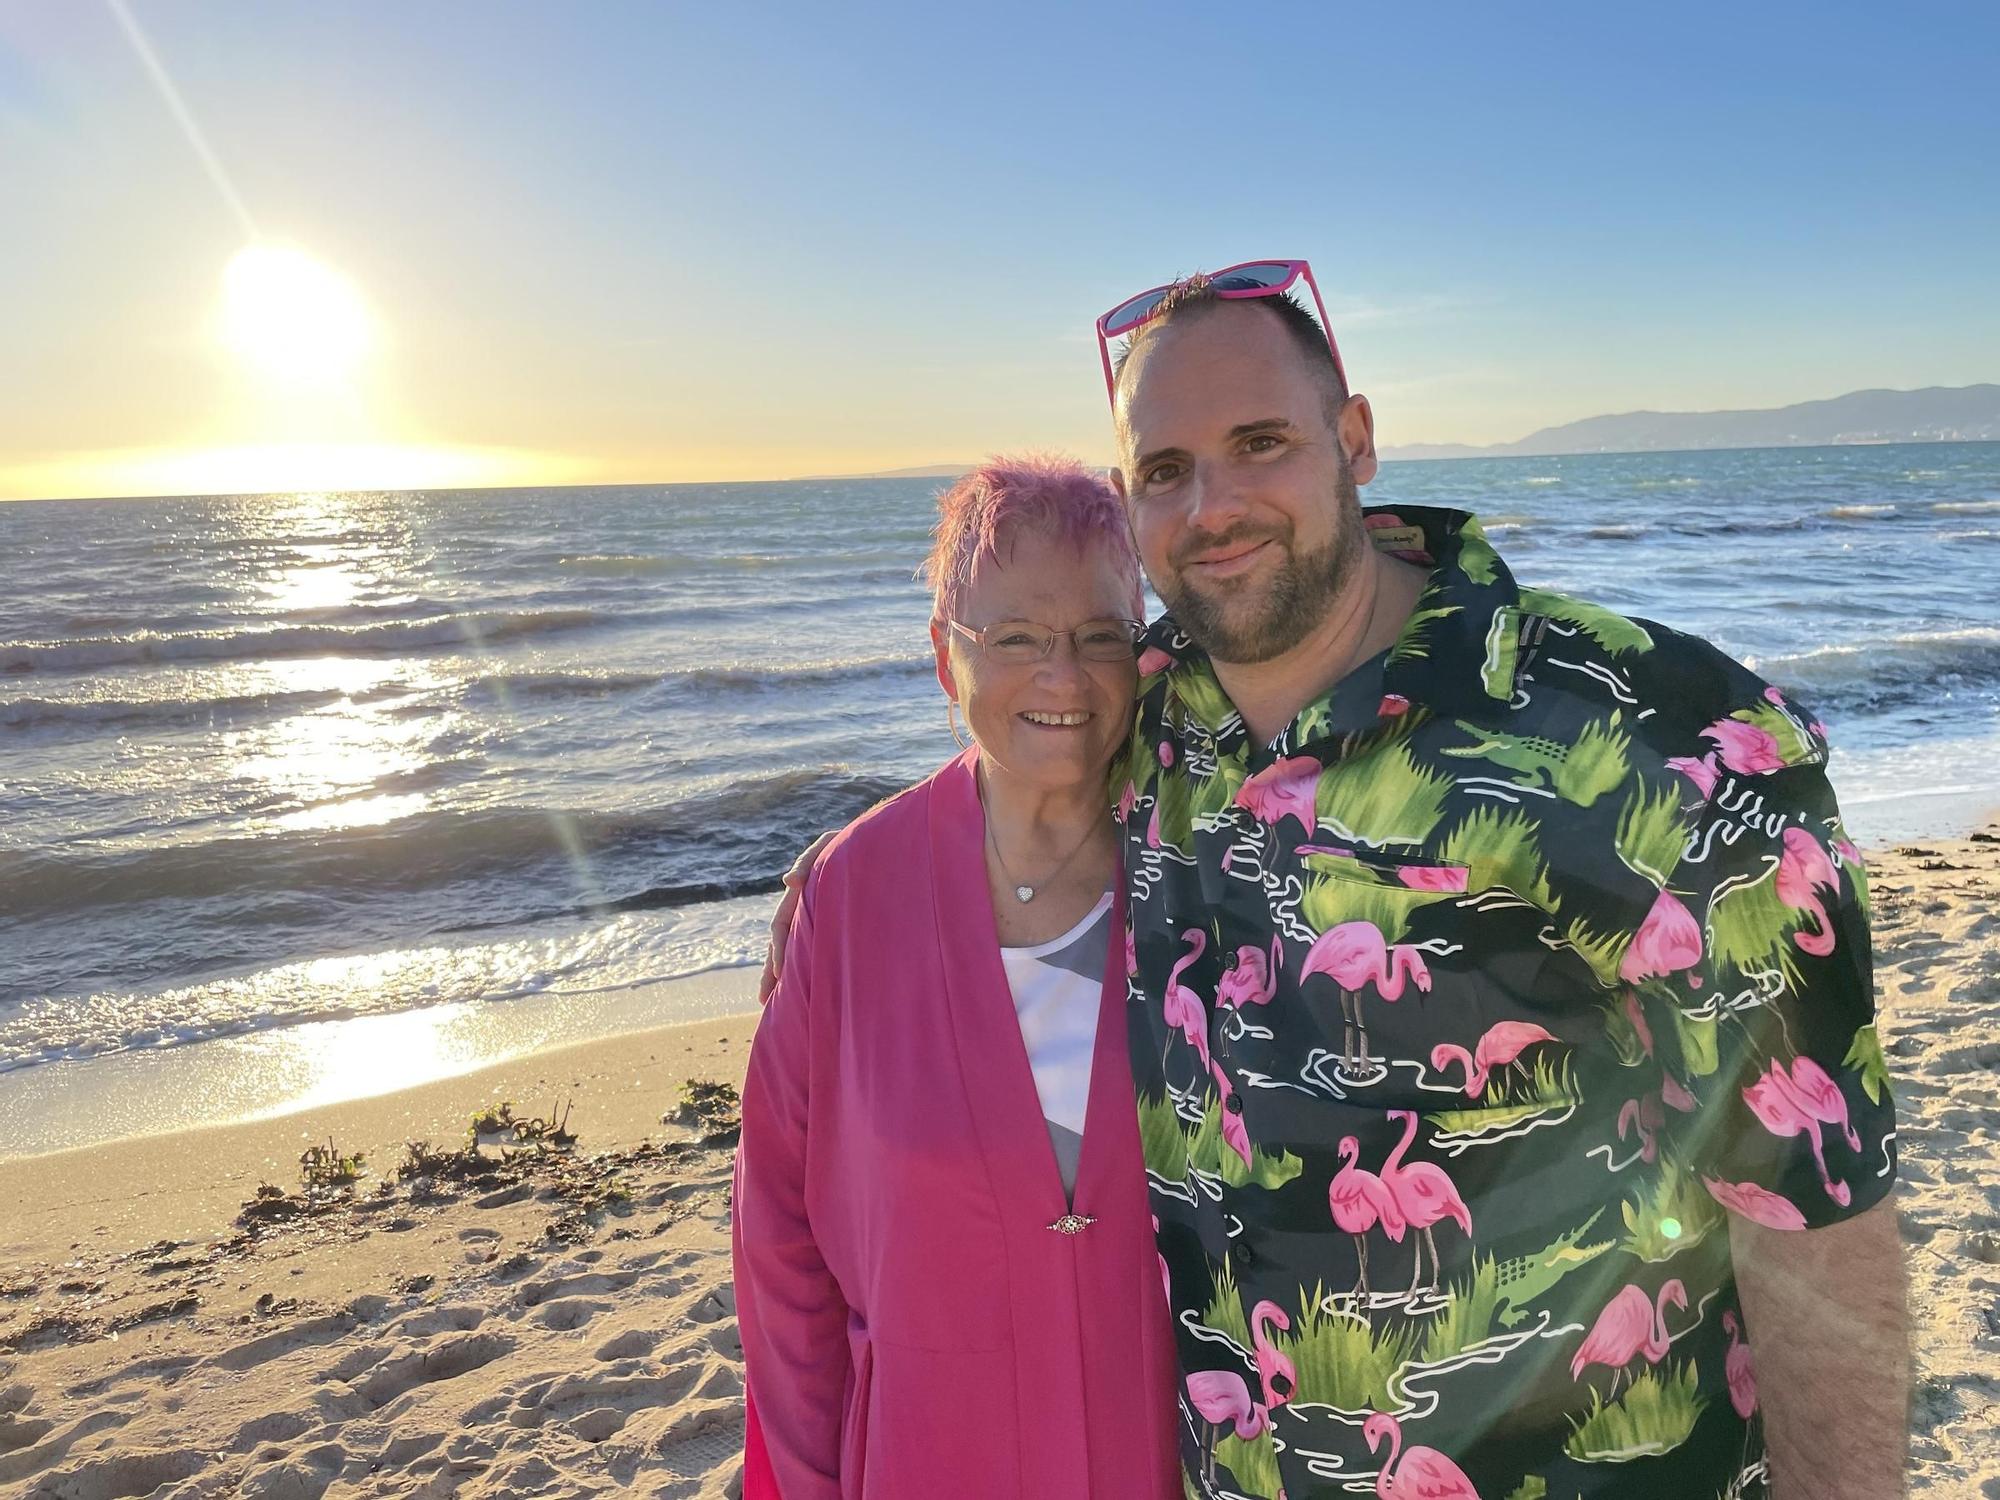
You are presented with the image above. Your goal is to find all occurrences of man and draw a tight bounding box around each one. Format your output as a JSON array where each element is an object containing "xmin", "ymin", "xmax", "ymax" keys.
[
  {"xmin": 762, "ymin": 262, "xmax": 1907, "ymax": 1498},
  {"xmin": 1106, "ymin": 264, "xmax": 1904, "ymax": 1499}
]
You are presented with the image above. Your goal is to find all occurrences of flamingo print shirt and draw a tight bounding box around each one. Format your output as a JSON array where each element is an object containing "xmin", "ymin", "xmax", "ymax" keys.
[{"xmin": 1118, "ymin": 505, "xmax": 1895, "ymax": 1500}]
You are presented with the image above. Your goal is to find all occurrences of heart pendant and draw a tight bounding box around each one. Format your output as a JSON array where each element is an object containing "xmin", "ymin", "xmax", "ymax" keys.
[{"xmin": 1015, "ymin": 885, "xmax": 1035, "ymax": 903}]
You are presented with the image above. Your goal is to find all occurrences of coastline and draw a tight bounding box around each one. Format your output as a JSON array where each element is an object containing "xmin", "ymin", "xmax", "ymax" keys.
[{"xmin": 0, "ymin": 827, "xmax": 1994, "ymax": 1495}]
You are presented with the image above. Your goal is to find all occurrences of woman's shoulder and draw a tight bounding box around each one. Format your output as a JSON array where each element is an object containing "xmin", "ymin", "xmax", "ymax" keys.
[{"xmin": 810, "ymin": 753, "xmax": 969, "ymax": 887}]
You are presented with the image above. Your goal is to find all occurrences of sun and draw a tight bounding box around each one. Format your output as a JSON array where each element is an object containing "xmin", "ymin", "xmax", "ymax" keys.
[{"xmin": 218, "ymin": 244, "xmax": 372, "ymax": 383}]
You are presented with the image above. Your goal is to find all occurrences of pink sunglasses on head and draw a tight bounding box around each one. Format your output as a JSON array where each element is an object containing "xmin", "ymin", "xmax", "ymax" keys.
[{"xmin": 1093, "ymin": 257, "xmax": 1348, "ymax": 404}]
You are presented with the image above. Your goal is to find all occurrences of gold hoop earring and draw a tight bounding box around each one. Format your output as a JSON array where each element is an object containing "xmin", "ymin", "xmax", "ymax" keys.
[{"xmin": 947, "ymin": 700, "xmax": 968, "ymax": 749}]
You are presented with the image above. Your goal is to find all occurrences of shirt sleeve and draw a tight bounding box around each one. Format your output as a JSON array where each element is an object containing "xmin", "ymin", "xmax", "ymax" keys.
[
  {"xmin": 1643, "ymin": 747, "xmax": 1897, "ymax": 1231},
  {"xmin": 732, "ymin": 880, "xmax": 849, "ymax": 1498}
]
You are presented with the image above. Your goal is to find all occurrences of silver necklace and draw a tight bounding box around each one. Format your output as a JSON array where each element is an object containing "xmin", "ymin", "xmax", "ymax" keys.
[{"xmin": 984, "ymin": 813, "xmax": 1106, "ymax": 904}]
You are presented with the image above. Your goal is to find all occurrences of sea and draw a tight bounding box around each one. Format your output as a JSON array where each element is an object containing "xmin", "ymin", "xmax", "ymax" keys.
[{"xmin": 2, "ymin": 443, "xmax": 1997, "ymax": 1086}]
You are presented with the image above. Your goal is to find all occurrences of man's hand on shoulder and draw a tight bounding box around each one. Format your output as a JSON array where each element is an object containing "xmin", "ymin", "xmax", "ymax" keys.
[{"xmin": 759, "ymin": 832, "xmax": 834, "ymax": 1005}]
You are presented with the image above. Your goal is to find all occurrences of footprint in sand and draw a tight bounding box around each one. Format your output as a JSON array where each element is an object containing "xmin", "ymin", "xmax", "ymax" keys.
[
  {"xmin": 352, "ymin": 1331, "xmax": 515, "ymax": 1411},
  {"xmin": 593, "ymin": 1327, "xmax": 661, "ymax": 1361}
]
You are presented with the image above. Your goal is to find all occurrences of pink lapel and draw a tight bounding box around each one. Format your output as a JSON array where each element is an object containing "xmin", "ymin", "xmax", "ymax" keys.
[{"xmin": 927, "ymin": 748, "xmax": 1070, "ymax": 1219}]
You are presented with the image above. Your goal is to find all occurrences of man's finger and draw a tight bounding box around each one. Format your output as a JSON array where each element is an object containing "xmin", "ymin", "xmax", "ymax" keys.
[{"xmin": 759, "ymin": 832, "xmax": 835, "ymax": 1005}]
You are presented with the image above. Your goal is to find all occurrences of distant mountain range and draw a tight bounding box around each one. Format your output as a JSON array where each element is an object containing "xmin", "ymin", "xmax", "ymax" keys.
[
  {"xmin": 798, "ymin": 385, "xmax": 2000, "ymax": 478},
  {"xmin": 1380, "ymin": 384, "xmax": 2000, "ymax": 460}
]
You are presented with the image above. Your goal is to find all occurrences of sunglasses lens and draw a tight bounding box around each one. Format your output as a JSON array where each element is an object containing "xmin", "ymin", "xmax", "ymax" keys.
[
  {"xmin": 1209, "ymin": 262, "xmax": 1296, "ymax": 292},
  {"xmin": 1102, "ymin": 289, "xmax": 1170, "ymax": 337}
]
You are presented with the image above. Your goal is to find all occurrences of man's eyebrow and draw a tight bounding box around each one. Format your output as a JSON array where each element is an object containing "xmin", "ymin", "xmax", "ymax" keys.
[
  {"xmin": 1227, "ymin": 418, "xmax": 1294, "ymax": 439},
  {"xmin": 1135, "ymin": 418, "xmax": 1294, "ymax": 472}
]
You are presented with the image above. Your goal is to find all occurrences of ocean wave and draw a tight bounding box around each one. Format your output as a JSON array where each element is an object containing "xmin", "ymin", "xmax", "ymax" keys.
[
  {"xmin": 1587, "ymin": 524, "xmax": 1648, "ymax": 540},
  {"xmin": 0, "ymin": 767, "xmax": 905, "ymax": 928},
  {"xmin": 553, "ymin": 551, "xmax": 792, "ymax": 575},
  {"xmin": 0, "ymin": 899, "xmax": 774, "ymax": 1075},
  {"xmin": 450, "ymin": 652, "xmax": 933, "ymax": 708},
  {"xmin": 0, "ymin": 687, "xmax": 346, "ymax": 731},
  {"xmin": 1931, "ymin": 500, "xmax": 2000, "ymax": 515},
  {"xmin": 1826, "ymin": 504, "xmax": 1898, "ymax": 520},
  {"xmin": 1666, "ymin": 516, "xmax": 1809, "ymax": 537},
  {"xmin": 1750, "ymin": 627, "xmax": 2000, "ymax": 716},
  {"xmin": 0, "ymin": 608, "xmax": 606, "ymax": 675}
]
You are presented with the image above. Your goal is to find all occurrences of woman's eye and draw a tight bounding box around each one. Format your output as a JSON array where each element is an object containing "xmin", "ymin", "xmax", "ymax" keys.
[{"xmin": 993, "ymin": 631, "xmax": 1037, "ymax": 649}]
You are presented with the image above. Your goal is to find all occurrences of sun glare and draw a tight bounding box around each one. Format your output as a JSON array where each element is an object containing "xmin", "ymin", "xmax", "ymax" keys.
[{"xmin": 219, "ymin": 244, "xmax": 372, "ymax": 383}]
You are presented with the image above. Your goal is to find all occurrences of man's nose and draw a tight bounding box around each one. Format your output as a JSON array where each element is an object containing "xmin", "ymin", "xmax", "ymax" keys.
[{"xmin": 1187, "ymin": 459, "xmax": 1251, "ymax": 532}]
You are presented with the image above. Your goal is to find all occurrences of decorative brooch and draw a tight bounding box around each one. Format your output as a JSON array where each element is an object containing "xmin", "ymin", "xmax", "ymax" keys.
[{"xmin": 1047, "ymin": 1213, "xmax": 1097, "ymax": 1236}]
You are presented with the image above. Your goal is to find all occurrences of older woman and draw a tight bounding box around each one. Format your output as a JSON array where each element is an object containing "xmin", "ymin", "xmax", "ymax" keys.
[{"xmin": 732, "ymin": 456, "xmax": 1180, "ymax": 1499}]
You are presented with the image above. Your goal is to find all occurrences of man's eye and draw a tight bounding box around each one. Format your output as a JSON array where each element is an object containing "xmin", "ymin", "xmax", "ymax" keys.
[
  {"xmin": 1244, "ymin": 433, "xmax": 1281, "ymax": 453},
  {"xmin": 1144, "ymin": 462, "xmax": 1183, "ymax": 486}
]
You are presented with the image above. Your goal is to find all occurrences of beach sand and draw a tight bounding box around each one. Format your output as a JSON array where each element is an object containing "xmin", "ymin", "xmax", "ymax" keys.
[{"xmin": 2, "ymin": 830, "xmax": 1996, "ymax": 1498}]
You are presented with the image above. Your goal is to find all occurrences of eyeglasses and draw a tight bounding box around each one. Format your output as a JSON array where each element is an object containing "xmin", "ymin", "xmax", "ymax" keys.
[
  {"xmin": 949, "ymin": 617, "xmax": 1146, "ymax": 664},
  {"xmin": 1093, "ymin": 257, "xmax": 1347, "ymax": 404}
]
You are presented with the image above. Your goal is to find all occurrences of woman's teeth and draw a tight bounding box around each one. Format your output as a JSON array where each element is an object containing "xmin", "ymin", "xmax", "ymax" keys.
[{"xmin": 1022, "ymin": 711, "xmax": 1088, "ymax": 726}]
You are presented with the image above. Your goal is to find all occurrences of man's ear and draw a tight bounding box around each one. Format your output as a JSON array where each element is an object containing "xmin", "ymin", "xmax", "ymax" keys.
[
  {"xmin": 929, "ymin": 618, "xmax": 957, "ymax": 702},
  {"xmin": 1110, "ymin": 466, "xmax": 1129, "ymax": 505},
  {"xmin": 1338, "ymin": 394, "xmax": 1378, "ymax": 487}
]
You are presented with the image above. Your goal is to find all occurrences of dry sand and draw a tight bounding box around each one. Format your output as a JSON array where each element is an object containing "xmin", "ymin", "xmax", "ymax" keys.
[{"xmin": 1, "ymin": 829, "xmax": 1996, "ymax": 1498}]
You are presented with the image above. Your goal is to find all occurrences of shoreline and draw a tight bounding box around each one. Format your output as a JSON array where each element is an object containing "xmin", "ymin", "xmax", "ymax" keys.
[
  {"xmin": 0, "ymin": 827, "xmax": 1993, "ymax": 1494},
  {"xmin": 0, "ymin": 966, "xmax": 761, "ymax": 1163}
]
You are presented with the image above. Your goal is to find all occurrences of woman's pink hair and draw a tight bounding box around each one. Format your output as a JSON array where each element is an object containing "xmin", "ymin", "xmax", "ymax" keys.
[{"xmin": 921, "ymin": 453, "xmax": 1141, "ymax": 623}]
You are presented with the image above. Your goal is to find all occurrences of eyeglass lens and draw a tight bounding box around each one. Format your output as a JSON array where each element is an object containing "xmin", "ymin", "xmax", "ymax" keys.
[{"xmin": 982, "ymin": 620, "xmax": 1140, "ymax": 662}]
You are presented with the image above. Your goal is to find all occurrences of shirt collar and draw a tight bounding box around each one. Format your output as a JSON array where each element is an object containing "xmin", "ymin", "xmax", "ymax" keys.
[{"xmin": 1139, "ymin": 505, "xmax": 1523, "ymax": 748}]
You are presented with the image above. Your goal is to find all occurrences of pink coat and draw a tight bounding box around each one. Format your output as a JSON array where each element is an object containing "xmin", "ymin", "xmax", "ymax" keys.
[{"xmin": 732, "ymin": 749, "xmax": 1181, "ymax": 1499}]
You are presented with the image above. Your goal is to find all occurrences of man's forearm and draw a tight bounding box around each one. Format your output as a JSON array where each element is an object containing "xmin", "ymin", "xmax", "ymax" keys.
[{"xmin": 1731, "ymin": 1196, "xmax": 1909, "ymax": 1499}]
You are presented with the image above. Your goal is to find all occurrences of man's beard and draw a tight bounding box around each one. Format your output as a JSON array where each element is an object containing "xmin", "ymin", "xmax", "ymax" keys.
[{"xmin": 1160, "ymin": 498, "xmax": 1364, "ymax": 666}]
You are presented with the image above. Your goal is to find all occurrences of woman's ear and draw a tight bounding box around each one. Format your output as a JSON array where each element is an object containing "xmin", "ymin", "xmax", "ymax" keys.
[{"xmin": 930, "ymin": 618, "xmax": 958, "ymax": 703}]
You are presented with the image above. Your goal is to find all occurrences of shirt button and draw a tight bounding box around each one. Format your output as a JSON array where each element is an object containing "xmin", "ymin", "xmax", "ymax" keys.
[{"xmin": 1224, "ymin": 1094, "xmax": 1244, "ymax": 1115}]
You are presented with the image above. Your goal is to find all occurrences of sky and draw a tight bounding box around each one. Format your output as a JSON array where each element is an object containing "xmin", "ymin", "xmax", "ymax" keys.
[{"xmin": 1, "ymin": 0, "xmax": 1996, "ymax": 500}]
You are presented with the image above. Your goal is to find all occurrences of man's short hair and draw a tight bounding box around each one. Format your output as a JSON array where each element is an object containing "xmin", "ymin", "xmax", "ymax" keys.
[{"xmin": 1111, "ymin": 277, "xmax": 1349, "ymax": 417}]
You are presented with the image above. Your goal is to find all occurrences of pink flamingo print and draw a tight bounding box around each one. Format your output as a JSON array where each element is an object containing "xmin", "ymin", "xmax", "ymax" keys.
[
  {"xmin": 1429, "ymin": 1020, "xmax": 1558, "ymax": 1098},
  {"xmin": 1616, "ymin": 1091, "xmax": 1666, "ymax": 1164},
  {"xmin": 1185, "ymin": 1369, "xmax": 1269, "ymax": 1488},
  {"xmin": 1301, "ymin": 921, "xmax": 1432, "ymax": 1076},
  {"xmin": 1152, "ymin": 1215, "xmax": 1170, "ymax": 1308},
  {"xmin": 1249, "ymin": 1300, "xmax": 1296, "ymax": 1408},
  {"xmin": 1233, "ymin": 755, "xmax": 1320, "ymax": 837},
  {"xmin": 1702, "ymin": 1175, "xmax": 1808, "ymax": 1230},
  {"xmin": 1330, "ymin": 1136, "xmax": 1403, "ymax": 1300},
  {"xmin": 1570, "ymin": 1279, "xmax": 1688, "ymax": 1394},
  {"xmin": 1723, "ymin": 1311, "xmax": 1758, "ymax": 1420},
  {"xmin": 1377, "ymin": 1110, "xmax": 1473, "ymax": 1296},
  {"xmin": 1666, "ymin": 749, "xmax": 1721, "ymax": 798},
  {"xmin": 1703, "ymin": 717, "xmax": 1786, "ymax": 774},
  {"xmin": 1162, "ymin": 929, "xmax": 1212, "ymax": 1072},
  {"xmin": 1618, "ymin": 887, "xmax": 1703, "ymax": 986},
  {"xmin": 1209, "ymin": 1059, "xmax": 1253, "ymax": 1169},
  {"xmin": 1217, "ymin": 936, "xmax": 1281, "ymax": 1012},
  {"xmin": 1137, "ymin": 644, "xmax": 1174, "ymax": 677},
  {"xmin": 1742, "ymin": 1055, "xmax": 1858, "ymax": 1206},
  {"xmin": 1660, "ymin": 1071, "xmax": 1698, "ymax": 1113},
  {"xmin": 1776, "ymin": 826, "xmax": 1841, "ymax": 956},
  {"xmin": 1361, "ymin": 1412, "xmax": 1480, "ymax": 1498}
]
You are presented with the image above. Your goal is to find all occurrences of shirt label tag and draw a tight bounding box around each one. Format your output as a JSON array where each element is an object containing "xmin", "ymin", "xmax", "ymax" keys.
[{"xmin": 1368, "ymin": 525, "xmax": 1428, "ymax": 552}]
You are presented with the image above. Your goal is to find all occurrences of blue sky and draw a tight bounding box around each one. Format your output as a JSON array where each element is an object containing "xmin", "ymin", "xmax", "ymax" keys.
[{"xmin": 1, "ymin": 0, "xmax": 1995, "ymax": 496}]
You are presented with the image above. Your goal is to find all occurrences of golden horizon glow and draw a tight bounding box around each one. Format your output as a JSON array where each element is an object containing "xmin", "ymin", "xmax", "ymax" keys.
[{"xmin": 0, "ymin": 442, "xmax": 606, "ymax": 501}]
